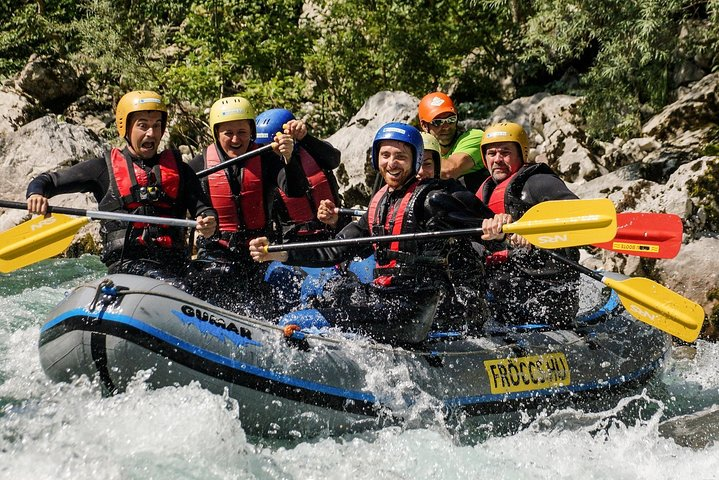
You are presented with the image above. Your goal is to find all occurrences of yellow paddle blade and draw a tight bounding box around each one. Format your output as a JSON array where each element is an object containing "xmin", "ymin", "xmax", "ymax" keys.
[
  {"xmin": 604, "ymin": 276, "xmax": 704, "ymax": 343},
  {"xmin": 504, "ymin": 198, "xmax": 617, "ymax": 248},
  {"xmin": 0, "ymin": 214, "xmax": 89, "ymax": 273}
]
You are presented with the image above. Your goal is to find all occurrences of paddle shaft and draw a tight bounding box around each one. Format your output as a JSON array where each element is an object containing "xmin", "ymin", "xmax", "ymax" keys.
[
  {"xmin": 195, "ymin": 143, "xmax": 276, "ymax": 178},
  {"xmin": 339, "ymin": 208, "xmax": 680, "ymax": 258},
  {"xmin": 337, "ymin": 207, "xmax": 367, "ymax": 217},
  {"xmin": 544, "ymin": 249, "xmax": 601, "ymax": 281},
  {"xmin": 267, "ymin": 226, "xmax": 484, "ymax": 252},
  {"xmin": 0, "ymin": 200, "xmax": 197, "ymax": 228}
]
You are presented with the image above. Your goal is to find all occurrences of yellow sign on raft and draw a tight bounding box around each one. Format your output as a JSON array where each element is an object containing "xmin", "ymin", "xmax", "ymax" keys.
[
  {"xmin": 484, "ymin": 352, "xmax": 571, "ymax": 394},
  {"xmin": 611, "ymin": 241, "xmax": 660, "ymax": 253}
]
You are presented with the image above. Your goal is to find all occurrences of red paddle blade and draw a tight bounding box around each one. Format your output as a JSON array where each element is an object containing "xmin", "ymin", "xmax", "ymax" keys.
[{"xmin": 592, "ymin": 212, "xmax": 683, "ymax": 259}]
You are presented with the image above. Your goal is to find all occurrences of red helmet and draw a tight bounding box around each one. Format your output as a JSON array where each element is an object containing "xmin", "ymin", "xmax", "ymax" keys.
[{"xmin": 418, "ymin": 92, "xmax": 457, "ymax": 123}]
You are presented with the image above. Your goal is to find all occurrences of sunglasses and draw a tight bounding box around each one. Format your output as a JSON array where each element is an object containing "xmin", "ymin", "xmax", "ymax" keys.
[{"xmin": 428, "ymin": 115, "xmax": 458, "ymax": 127}]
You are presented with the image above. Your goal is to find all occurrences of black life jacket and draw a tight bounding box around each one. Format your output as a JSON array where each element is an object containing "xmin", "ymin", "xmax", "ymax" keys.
[
  {"xmin": 477, "ymin": 163, "xmax": 579, "ymax": 277},
  {"xmin": 367, "ymin": 179, "xmax": 446, "ymax": 284}
]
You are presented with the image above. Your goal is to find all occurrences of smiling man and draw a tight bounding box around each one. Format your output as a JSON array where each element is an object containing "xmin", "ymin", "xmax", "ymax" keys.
[
  {"xmin": 26, "ymin": 90, "xmax": 217, "ymax": 281},
  {"xmin": 186, "ymin": 96, "xmax": 309, "ymax": 315},
  {"xmin": 249, "ymin": 122, "xmax": 492, "ymax": 342}
]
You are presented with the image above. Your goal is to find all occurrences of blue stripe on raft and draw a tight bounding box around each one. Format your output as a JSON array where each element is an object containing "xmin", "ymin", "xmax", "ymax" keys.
[
  {"xmin": 41, "ymin": 309, "xmax": 377, "ymax": 404},
  {"xmin": 577, "ymin": 290, "xmax": 621, "ymax": 323}
]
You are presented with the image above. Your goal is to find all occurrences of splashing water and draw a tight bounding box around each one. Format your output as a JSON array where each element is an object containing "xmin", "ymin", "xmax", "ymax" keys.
[{"xmin": 1, "ymin": 256, "xmax": 719, "ymax": 479}]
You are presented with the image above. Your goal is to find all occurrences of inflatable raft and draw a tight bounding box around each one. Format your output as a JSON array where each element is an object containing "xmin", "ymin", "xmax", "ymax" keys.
[{"xmin": 38, "ymin": 273, "xmax": 670, "ymax": 437}]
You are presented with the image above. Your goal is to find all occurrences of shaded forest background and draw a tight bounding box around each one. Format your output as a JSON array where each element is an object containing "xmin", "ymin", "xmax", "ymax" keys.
[{"xmin": 1, "ymin": 0, "xmax": 717, "ymax": 149}]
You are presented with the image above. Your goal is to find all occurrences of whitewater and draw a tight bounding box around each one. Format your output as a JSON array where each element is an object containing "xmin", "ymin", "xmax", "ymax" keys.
[{"xmin": 1, "ymin": 255, "xmax": 718, "ymax": 480}]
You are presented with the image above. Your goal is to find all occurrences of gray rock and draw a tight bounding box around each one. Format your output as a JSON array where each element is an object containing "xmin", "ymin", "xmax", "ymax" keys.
[
  {"xmin": 0, "ymin": 87, "xmax": 38, "ymax": 136},
  {"xmin": 325, "ymin": 91, "xmax": 419, "ymax": 206},
  {"xmin": 642, "ymin": 72, "xmax": 719, "ymax": 141},
  {"xmin": 15, "ymin": 54, "xmax": 85, "ymax": 111},
  {"xmin": 0, "ymin": 114, "xmax": 103, "ymax": 211}
]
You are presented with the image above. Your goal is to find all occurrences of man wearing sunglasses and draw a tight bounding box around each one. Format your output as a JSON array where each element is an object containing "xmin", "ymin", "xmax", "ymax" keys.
[{"xmin": 418, "ymin": 92, "xmax": 488, "ymax": 193}]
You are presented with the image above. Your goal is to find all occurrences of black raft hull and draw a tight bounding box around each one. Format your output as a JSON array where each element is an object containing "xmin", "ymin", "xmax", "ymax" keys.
[{"xmin": 38, "ymin": 274, "xmax": 670, "ymax": 437}]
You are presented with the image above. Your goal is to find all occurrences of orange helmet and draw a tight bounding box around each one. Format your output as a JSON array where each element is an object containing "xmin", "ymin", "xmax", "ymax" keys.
[{"xmin": 418, "ymin": 92, "xmax": 457, "ymax": 123}]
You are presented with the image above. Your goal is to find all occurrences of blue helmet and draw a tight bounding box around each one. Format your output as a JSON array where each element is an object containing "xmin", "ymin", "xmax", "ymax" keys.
[
  {"xmin": 255, "ymin": 108, "xmax": 295, "ymax": 145},
  {"xmin": 371, "ymin": 122, "xmax": 424, "ymax": 174}
]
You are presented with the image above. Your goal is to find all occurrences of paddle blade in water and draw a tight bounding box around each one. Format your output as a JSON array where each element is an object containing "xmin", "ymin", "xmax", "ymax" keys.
[
  {"xmin": 504, "ymin": 198, "xmax": 617, "ymax": 248},
  {"xmin": 592, "ymin": 212, "xmax": 683, "ymax": 258},
  {"xmin": 0, "ymin": 214, "xmax": 89, "ymax": 273},
  {"xmin": 604, "ymin": 276, "xmax": 704, "ymax": 343}
]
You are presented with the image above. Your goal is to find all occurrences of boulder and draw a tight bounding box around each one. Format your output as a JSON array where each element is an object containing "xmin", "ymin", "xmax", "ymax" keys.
[
  {"xmin": 642, "ymin": 72, "xmax": 719, "ymax": 141},
  {"xmin": 325, "ymin": 91, "xmax": 419, "ymax": 206},
  {"xmin": 0, "ymin": 86, "xmax": 39, "ymax": 136},
  {"xmin": 14, "ymin": 54, "xmax": 85, "ymax": 112},
  {"xmin": 0, "ymin": 115, "xmax": 104, "ymax": 232},
  {"xmin": 655, "ymin": 235, "xmax": 719, "ymax": 318}
]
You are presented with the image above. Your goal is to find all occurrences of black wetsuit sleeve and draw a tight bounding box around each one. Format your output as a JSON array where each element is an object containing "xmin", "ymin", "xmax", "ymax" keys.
[
  {"xmin": 523, "ymin": 174, "xmax": 579, "ymax": 203},
  {"xmin": 178, "ymin": 162, "xmax": 217, "ymax": 219},
  {"xmin": 187, "ymin": 152, "xmax": 205, "ymax": 175},
  {"xmin": 26, "ymin": 156, "xmax": 109, "ymax": 203},
  {"xmin": 299, "ymin": 134, "xmax": 341, "ymax": 170},
  {"xmin": 285, "ymin": 214, "xmax": 373, "ymax": 267}
]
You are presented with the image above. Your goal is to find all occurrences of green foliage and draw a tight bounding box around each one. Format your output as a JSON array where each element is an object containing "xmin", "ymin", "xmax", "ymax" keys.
[
  {"xmin": 0, "ymin": 0, "xmax": 717, "ymax": 145},
  {"xmin": 520, "ymin": 0, "xmax": 711, "ymax": 140},
  {"xmin": 305, "ymin": 0, "xmax": 521, "ymax": 131},
  {"xmin": 0, "ymin": 0, "xmax": 80, "ymax": 78}
]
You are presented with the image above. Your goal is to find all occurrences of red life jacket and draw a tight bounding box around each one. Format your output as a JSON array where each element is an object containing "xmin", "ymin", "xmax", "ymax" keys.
[
  {"xmin": 110, "ymin": 148, "xmax": 181, "ymax": 248},
  {"xmin": 476, "ymin": 172, "xmax": 520, "ymax": 265},
  {"xmin": 111, "ymin": 147, "xmax": 180, "ymax": 209},
  {"xmin": 367, "ymin": 181, "xmax": 420, "ymax": 285},
  {"xmin": 205, "ymin": 144, "xmax": 266, "ymax": 232},
  {"xmin": 478, "ymin": 170, "xmax": 520, "ymax": 215},
  {"xmin": 277, "ymin": 147, "xmax": 337, "ymax": 224}
]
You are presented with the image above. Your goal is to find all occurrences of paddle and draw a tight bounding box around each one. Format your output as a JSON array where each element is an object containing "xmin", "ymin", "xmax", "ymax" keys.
[
  {"xmin": 593, "ymin": 212, "xmax": 683, "ymax": 259},
  {"xmin": 0, "ymin": 200, "xmax": 198, "ymax": 273},
  {"xmin": 339, "ymin": 208, "xmax": 683, "ymax": 259},
  {"xmin": 266, "ymin": 198, "xmax": 617, "ymax": 252},
  {"xmin": 0, "ymin": 214, "xmax": 91, "ymax": 273},
  {"xmin": 545, "ymin": 250, "xmax": 704, "ymax": 342},
  {"xmin": 195, "ymin": 143, "xmax": 276, "ymax": 178}
]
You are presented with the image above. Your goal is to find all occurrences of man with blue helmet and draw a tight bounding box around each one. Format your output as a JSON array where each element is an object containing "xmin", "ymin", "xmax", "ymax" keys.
[
  {"xmin": 256, "ymin": 108, "xmax": 346, "ymax": 242},
  {"xmin": 249, "ymin": 122, "xmax": 492, "ymax": 344}
]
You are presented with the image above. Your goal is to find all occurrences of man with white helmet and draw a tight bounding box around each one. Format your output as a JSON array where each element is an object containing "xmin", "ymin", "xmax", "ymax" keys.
[{"xmin": 26, "ymin": 90, "xmax": 217, "ymax": 281}]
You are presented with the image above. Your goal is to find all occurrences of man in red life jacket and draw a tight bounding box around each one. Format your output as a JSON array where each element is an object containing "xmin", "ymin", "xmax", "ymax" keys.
[
  {"xmin": 477, "ymin": 122, "xmax": 580, "ymax": 327},
  {"xmin": 249, "ymin": 123, "xmax": 492, "ymax": 344},
  {"xmin": 255, "ymin": 108, "xmax": 347, "ymax": 243},
  {"xmin": 26, "ymin": 90, "xmax": 217, "ymax": 282},
  {"xmin": 186, "ymin": 97, "xmax": 304, "ymax": 315}
]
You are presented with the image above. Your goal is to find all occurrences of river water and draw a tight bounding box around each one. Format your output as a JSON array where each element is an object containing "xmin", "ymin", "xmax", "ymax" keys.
[{"xmin": 1, "ymin": 256, "xmax": 718, "ymax": 479}]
